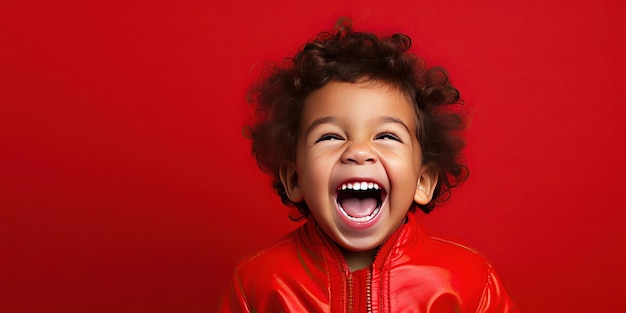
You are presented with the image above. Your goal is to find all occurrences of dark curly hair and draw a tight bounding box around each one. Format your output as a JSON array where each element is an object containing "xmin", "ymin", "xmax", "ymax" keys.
[{"xmin": 246, "ymin": 21, "xmax": 469, "ymax": 218}]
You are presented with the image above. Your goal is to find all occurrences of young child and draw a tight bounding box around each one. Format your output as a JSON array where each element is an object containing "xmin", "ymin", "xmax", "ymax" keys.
[{"xmin": 219, "ymin": 21, "xmax": 519, "ymax": 312}]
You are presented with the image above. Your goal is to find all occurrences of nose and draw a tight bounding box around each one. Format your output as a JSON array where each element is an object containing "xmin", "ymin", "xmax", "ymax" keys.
[{"xmin": 341, "ymin": 141, "xmax": 377, "ymax": 165}]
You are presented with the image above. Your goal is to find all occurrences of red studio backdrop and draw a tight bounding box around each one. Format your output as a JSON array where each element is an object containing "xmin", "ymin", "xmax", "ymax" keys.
[{"xmin": 1, "ymin": 1, "xmax": 625, "ymax": 312}]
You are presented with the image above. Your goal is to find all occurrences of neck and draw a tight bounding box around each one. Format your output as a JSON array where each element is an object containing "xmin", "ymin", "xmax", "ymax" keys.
[
  {"xmin": 341, "ymin": 248, "xmax": 377, "ymax": 272},
  {"xmin": 339, "ymin": 218, "xmax": 409, "ymax": 272}
]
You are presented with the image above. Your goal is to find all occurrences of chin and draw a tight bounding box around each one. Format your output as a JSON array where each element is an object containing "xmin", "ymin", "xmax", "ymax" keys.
[{"xmin": 337, "ymin": 233, "xmax": 388, "ymax": 252}]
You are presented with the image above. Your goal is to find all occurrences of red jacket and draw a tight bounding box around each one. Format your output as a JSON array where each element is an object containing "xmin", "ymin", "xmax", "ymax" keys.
[{"xmin": 219, "ymin": 212, "xmax": 519, "ymax": 312}]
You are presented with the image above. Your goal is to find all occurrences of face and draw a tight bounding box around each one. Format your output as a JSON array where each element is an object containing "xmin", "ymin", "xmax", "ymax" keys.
[{"xmin": 280, "ymin": 81, "xmax": 436, "ymax": 252}]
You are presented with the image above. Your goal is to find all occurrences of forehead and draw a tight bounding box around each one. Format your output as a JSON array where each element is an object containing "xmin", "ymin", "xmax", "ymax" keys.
[{"xmin": 300, "ymin": 81, "xmax": 417, "ymax": 130}]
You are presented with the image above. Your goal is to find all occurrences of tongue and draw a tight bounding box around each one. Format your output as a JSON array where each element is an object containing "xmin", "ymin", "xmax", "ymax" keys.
[{"xmin": 340, "ymin": 197, "xmax": 378, "ymax": 218}]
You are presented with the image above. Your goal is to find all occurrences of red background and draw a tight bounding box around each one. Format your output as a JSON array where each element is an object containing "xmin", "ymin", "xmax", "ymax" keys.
[{"xmin": 2, "ymin": 1, "xmax": 625, "ymax": 312}]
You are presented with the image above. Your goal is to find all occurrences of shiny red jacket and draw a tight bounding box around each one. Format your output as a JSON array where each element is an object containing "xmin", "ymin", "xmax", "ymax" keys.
[{"xmin": 219, "ymin": 212, "xmax": 519, "ymax": 312}]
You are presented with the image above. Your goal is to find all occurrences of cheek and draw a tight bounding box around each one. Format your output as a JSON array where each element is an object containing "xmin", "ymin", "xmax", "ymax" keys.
[
  {"xmin": 413, "ymin": 141, "xmax": 424, "ymax": 165},
  {"xmin": 386, "ymin": 149, "xmax": 421, "ymax": 172},
  {"xmin": 408, "ymin": 147, "xmax": 424, "ymax": 173},
  {"xmin": 385, "ymin": 153, "xmax": 422, "ymax": 193},
  {"xmin": 313, "ymin": 158, "xmax": 334, "ymax": 183},
  {"xmin": 296, "ymin": 158, "xmax": 325, "ymax": 194}
]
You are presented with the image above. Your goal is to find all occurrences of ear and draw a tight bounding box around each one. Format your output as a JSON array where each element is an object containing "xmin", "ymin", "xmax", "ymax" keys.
[
  {"xmin": 279, "ymin": 162, "xmax": 303, "ymax": 202},
  {"xmin": 414, "ymin": 165, "xmax": 438, "ymax": 205}
]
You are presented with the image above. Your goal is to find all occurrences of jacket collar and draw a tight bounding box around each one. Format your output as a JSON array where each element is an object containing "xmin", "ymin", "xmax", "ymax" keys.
[{"xmin": 302, "ymin": 211, "xmax": 424, "ymax": 272}]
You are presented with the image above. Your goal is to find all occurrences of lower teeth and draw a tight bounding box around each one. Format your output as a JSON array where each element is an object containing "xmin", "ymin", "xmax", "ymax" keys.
[{"xmin": 340, "ymin": 207, "xmax": 380, "ymax": 223}]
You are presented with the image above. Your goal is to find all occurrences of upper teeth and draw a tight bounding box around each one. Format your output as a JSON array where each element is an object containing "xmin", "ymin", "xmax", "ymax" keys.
[{"xmin": 339, "ymin": 182, "xmax": 380, "ymax": 191}]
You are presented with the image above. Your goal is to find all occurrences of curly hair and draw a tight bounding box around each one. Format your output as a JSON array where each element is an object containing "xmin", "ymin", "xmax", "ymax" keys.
[{"xmin": 246, "ymin": 22, "xmax": 469, "ymax": 218}]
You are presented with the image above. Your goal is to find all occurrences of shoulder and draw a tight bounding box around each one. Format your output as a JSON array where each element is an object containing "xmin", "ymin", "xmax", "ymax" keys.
[
  {"xmin": 417, "ymin": 228, "xmax": 520, "ymax": 309},
  {"xmin": 390, "ymin": 221, "xmax": 519, "ymax": 310},
  {"xmin": 418, "ymin": 236, "xmax": 520, "ymax": 311},
  {"xmin": 218, "ymin": 225, "xmax": 312, "ymax": 312},
  {"xmin": 230, "ymin": 222, "xmax": 323, "ymax": 290},
  {"xmin": 234, "ymin": 226, "xmax": 303, "ymax": 274},
  {"xmin": 422, "ymin": 235, "xmax": 491, "ymax": 265},
  {"xmin": 398, "ymin": 215, "xmax": 494, "ymax": 272},
  {"xmin": 393, "ymin": 218, "xmax": 493, "ymax": 289},
  {"xmin": 224, "ymin": 222, "xmax": 334, "ymax": 310},
  {"xmin": 404, "ymin": 231, "xmax": 496, "ymax": 287}
]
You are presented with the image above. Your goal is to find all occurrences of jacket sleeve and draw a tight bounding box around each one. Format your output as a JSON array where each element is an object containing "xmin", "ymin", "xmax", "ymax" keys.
[
  {"xmin": 216, "ymin": 270, "xmax": 251, "ymax": 313},
  {"xmin": 476, "ymin": 266, "xmax": 520, "ymax": 313}
]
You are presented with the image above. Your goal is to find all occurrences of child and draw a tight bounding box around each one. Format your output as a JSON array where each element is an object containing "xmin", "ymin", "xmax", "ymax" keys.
[{"xmin": 219, "ymin": 20, "xmax": 519, "ymax": 312}]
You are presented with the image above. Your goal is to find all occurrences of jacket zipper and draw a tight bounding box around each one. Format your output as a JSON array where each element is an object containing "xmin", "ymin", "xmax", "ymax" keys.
[
  {"xmin": 366, "ymin": 269, "xmax": 372, "ymax": 313},
  {"xmin": 347, "ymin": 271, "xmax": 354, "ymax": 313},
  {"xmin": 346, "ymin": 269, "xmax": 373, "ymax": 313}
]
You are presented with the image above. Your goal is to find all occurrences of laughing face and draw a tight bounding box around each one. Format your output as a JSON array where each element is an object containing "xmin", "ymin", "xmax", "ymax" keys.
[{"xmin": 280, "ymin": 81, "xmax": 437, "ymax": 253}]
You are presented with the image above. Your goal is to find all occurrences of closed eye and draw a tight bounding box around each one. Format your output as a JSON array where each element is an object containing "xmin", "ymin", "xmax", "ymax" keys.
[
  {"xmin": 376, "ymin": 132, "xmax": 403, "ymax": 142},
  {"xmin": 315, "ymin": 133, "xmax": 344, "ymax": 143}
]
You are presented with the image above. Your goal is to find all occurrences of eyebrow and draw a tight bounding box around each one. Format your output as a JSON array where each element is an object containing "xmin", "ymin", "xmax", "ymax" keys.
[
  {"xmin": 305, "ymin": 116, "xmax": 337, "ymax": 137},
  {"xmin": 378, "ymin": 116, "xmax": 411, "ymax": 133},
  {"xmin": 304, "ymin": 115, "xmax": 411, "ymax": 136}
]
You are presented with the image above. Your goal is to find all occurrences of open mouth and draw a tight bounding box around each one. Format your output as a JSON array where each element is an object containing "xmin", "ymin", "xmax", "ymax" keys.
[{"xmin": 336, "ymin": 181, "xmax": 385, "ymax": 223}]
